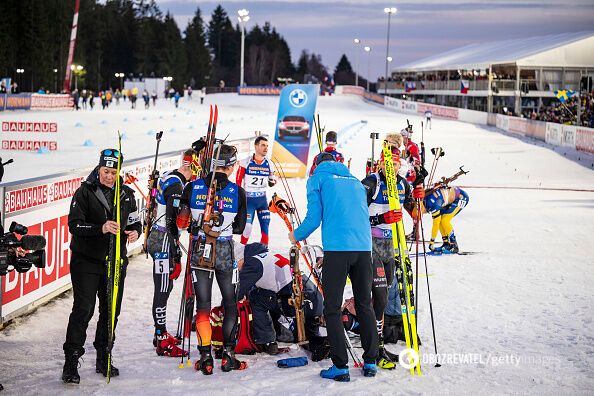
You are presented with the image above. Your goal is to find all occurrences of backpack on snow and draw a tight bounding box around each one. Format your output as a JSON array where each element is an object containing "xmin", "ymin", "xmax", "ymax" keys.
[{"xmin": 209, "ymin": 300, "xmax": 260, "ymax": 355}]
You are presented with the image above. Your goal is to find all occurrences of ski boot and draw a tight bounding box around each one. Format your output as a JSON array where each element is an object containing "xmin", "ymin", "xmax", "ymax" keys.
[
  {"xmin": 377, "ymin": 343, "xmax": 396, "ymax": 370},
  {"xmin": 194, "ymin": 346, "xmax": 214, "ymax": 375},
  {"xmin": 96, "ymin": 348, "xmax": 119, "ymax": 377},
  {"xmin": 153, "ymin": 330, "xmax": 182, "ymax": 347},
  {"xmin": 62, "ymin": 350, "xmax": 82, "ymax": 384},
  {"xmin": 221, "ymin": 347, "xmax": 248, "ymax": 372},
  {"xmin": 257, "ymin": 342, "xmax": 280, "ymax": 356},
  {"xmin": 442, "ymin": 234, "xmax": 459, "ymax": 254},
  {"xmin": 406, "ymin": 224, "xmax": 418, "ymax": 242},
  {"xmin": 155, "ymin": 330, "xmax": 188, "ymax": 357},
  {"xmin": 320, "ymin": 365, "xmax": 350, "ymax": 382},
  {"xmin": 362, "ymin": 362, "xmax": 377, "ymax": 377}
]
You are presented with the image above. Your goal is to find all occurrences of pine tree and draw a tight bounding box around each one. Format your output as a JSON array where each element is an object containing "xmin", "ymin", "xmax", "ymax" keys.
[
  {"xmin": 184, "ymin": 7, "xmax": 211, "ymax": 88},
  {"xmin": 334, "ymin": 54, "xmax": 355, "ymax": 85}
]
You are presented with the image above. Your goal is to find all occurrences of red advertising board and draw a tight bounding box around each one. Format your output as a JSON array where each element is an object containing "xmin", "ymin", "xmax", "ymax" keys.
[
  {"xmin": 2, "ymin": 122, "xmax": 58, "ymax": 133},
  {"xmin": 2, "ymin": 140, "xmax": 58, "ymax": 151}
]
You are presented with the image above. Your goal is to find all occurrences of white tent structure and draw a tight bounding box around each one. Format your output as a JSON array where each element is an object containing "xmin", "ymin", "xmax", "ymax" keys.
[{"xmin": 380, "ymin": 31, "xmax": 594, "ymax": 114}]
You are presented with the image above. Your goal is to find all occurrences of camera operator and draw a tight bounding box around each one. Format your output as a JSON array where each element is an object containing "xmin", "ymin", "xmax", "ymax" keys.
[{"xmin": 62, "ymin": 148, "xmax": 141, "ymax": 384}]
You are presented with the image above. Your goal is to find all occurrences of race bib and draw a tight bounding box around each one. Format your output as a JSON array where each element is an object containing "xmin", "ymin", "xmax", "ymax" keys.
[{"xmin": 154, "ymin": 252, "xmax": 170, "ymax": 275}]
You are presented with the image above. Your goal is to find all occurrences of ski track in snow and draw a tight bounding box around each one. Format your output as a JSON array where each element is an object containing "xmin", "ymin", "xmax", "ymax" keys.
[{"xmin": 1, "ymin": 94, "xmax": 594, "ymax": 395}]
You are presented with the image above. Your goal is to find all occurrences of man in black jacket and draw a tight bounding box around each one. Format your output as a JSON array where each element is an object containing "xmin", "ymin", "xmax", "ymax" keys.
[{"xmin": 62, "ymin": 148, "xmax": 142, "ymax": 384}]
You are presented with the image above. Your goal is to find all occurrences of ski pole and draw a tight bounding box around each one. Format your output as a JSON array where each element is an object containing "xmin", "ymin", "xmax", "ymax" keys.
[
  {"xmin": 416, "ymin": 198, "xmax": 441, "ymax": 367},
  {"xmin": 420, "ymin": 122, "xmax": 426, "ymax": 167},
  {"xmin": 344, "ymin": 329, "xmax": 363, "ymax": 368},
  {"xmin": 427, "ymin": 147, "xmax": 444, "ymax": 186}
]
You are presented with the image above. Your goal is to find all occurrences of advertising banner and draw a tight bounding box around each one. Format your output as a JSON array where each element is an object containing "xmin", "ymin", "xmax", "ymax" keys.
[
  {"xmin": 576, "ymin": 126, "xmax": 594, "ymax": 154},
  {"xmin": 237, "ymin": 86, "xmax": 282, "ymax": 96},
  {"xmin": 4, "ymin": 93, "xmax": 32, "ymax": 111},
  {"xmin": 271, "ymin": 84, "xmax": 319, "ymax": 177},
  {"xmin": 30, "ymin": 94, "xmax": 74, "ymax": 110},
  {"xmin": 545, "ymin": 122, "xmax": 562, "ymax": 146}
]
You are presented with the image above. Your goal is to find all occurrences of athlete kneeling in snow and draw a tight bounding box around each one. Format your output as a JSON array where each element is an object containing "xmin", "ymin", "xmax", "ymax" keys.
[
  {"xmin": 236, "ymin": 243, "xmax": 324, "ymax": 356},
  {"xmin": 178, "ymin": 144, "xmax": 248, "ymax": 375},
  {"xmin": 361, "ymin": 143, "xmax": 413, "ymax": 369},
  {"xmin": 424, "ymin": 186, "xmax": 469, "ymax": 254},
  {"xmin": 146, "ymin": 149, "xmax": 198, "ymax": 357}
]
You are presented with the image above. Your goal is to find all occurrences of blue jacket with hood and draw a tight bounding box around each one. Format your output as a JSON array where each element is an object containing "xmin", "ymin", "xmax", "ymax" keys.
[{"xmin": 293, "ymin": 161, "xmax": 371, "ymax": 251}]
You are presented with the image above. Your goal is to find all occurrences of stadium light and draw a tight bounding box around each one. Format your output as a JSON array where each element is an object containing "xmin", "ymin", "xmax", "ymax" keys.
[
  {"xmin": 387, "ymin": 56, "xmax": 393, "ymax": 62},
  {"xmin": 238, "ymin": 9, "xmax": 250, "ymax": 87},
  {"xmin": 354, "ymin": 38, "xmax": 361, "ymax": 87},
  {"xmin": 364, "ymin": 46, "xmax": 372, "ymax": 91},
  {"xmin": 383, "ymin": 7, "xmax": 397, "ymax": 95},
  {"xmin": 115, "ymin": 73, "xmax": 124, "ymax": 89}
]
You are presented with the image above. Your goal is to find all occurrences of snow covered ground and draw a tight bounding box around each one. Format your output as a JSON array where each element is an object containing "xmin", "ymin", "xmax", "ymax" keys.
[{"xmin": 1, "ymin": 93, "xmax": 593, "ymax": 395}]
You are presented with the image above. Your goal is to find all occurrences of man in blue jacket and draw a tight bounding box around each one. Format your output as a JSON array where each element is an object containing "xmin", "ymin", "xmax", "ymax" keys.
[{"xmin": 289, "ymin": 153, "xmax": 378, "ymax": 381}]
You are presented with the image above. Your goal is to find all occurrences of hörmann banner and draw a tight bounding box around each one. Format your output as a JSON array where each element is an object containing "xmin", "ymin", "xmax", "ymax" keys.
[{"xmin": 271, "ymin": 84, "xmax": 319, "ymax": 177}]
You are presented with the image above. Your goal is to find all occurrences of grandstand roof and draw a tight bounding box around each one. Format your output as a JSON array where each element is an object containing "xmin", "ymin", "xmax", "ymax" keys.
[{"xmin": 394, "ymin": 31, "xmax": 594, "ymax": 72}]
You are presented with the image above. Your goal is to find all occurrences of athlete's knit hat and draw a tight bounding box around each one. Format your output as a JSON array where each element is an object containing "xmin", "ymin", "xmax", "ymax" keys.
[
  {"xmin": 99, "ymin": 148, "xmax": 122, "ymax": 169},
  {"xmin": 325, "ymin": 131, "xmax": 337, "ymax": 144}
]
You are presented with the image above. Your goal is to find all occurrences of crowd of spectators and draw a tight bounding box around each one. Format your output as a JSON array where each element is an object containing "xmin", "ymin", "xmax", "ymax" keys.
[{"xmin": 521, "ymin": 92, "xmax": 594, "ymax": 127}]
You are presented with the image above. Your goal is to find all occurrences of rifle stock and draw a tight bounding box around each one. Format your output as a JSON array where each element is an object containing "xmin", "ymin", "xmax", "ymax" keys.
[{"xmin": 288, "ymin": 245, "xmax": 307, "ymax": 344}]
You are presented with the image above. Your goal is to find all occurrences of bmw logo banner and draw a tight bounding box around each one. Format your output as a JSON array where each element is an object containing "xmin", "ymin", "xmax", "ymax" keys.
[{"xmin": 271, "ymin": 84, "xmax": 320, "ymax": 177}]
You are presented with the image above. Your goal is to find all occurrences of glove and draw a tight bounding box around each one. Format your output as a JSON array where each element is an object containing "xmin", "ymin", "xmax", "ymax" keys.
[
  {"xmin": 428, "ymin": 239, "xmax": 436, "ymax": 251},
  {"xmin": 413, "ymin": 166, "xmax": 428, "ymax": 186},
  {"xmin": 412, "ymin": 185, "xmax": 425, "ymax": 199},
  {"xmin": 169, "ymin": 262, "xmax": 181, "ymax": 280},
  {"xmin": 191, "ymin": 138, "xmax": 206, "ymax": 153},
  {"xmin": 176, "ymin": 206, "xmax": 191, "ymax": 229},
  {"xmin": 268, "ymin": 177, "xmax": 277, "ymax": 187},
  {"xmin": 370, "ymin": 209, "xmax": 402, "ymax": 226},
  {"xmin": 170, "ymin": 244, "xmax": 182, "ymax": 280}
]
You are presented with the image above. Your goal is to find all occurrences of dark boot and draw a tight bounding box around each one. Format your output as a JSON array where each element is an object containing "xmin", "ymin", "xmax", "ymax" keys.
[
  {"xmin": 62, "ymin": 350, "xmax": 82, "ymax": 384},
  {"xmin": 194, "ymin": 346, "xmax": 214, "ymax": 375},
  {"xmin": 377, "ymin": 336, "xmax": 396, "ymax": 370},
  {"xmin": 221, "ymin": 347, "xmax": 247, "ymax": 372},
  {"xmin": 96, "ymin": 348, "xmax": 119, "ymax": 377},
  {"xmin": 257, "ymin": 342, "xmax": 279, "ymax": 355}
]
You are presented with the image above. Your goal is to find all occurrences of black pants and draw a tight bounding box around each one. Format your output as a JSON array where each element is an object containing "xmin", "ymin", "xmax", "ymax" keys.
[
  {"xmin": 249, "ymin": 288, "xmax": 279, "ymax": 344},
  {"xmin": 323, "ymin": 251, "xmax": 378, "ymax": 368},
  {"xmin": 147, "ymin": 230, "xmax": 176, "ymax": 332},
  {"xmin": 63, "ymin": 256, "xmax": 127, "ymax": 356},
  {"xmin": 192, "ymin": 268, "xmax": 238, "ymax": 347}
]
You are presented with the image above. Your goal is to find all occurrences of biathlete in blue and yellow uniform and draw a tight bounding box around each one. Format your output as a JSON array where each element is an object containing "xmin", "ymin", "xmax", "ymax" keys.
[
  {"xmin": 178, "ymin": 143, "xmax": 248, "ymax": 375},
  {"xmin": 424, "ymin": 185, "xmax": 469, "ymax": 254},
  {"xmin": 236, "ymin": 136, "xmax": 276, "ymax": 245}
]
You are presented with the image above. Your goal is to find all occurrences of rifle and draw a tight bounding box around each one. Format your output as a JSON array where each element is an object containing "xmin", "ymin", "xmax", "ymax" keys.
[
  {"xmin": 288, "ymin": 244, "xmax": 307, "ymax": 344},
  {"xmin": 426, "ymin": 166, "xmax": 469, "ymax": 195},
  {"xmin": 142, "ymin": 131, "xmax": 164, "ymax": 256},
  {"xmin": 194, "ymin": 139, "xmax": 226, "ymax": 270},
  {"xmin": 269, "ymin": 193, "xmax": 323, "ymax": 297}
]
